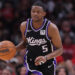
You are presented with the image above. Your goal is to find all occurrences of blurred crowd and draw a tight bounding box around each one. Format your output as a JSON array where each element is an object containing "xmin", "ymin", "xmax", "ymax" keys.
[{"xmin": 0, "ymin": 0, "xmax": 75, "ymax": 75}]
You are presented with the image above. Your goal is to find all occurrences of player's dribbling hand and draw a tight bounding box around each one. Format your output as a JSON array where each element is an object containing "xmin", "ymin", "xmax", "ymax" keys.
[{"xmin": 34, "ymin": 56, "xmax": 47, "ymax": 66}]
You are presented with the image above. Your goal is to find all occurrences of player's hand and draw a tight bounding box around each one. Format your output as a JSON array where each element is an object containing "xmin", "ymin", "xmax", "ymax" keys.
[{"xmin": 34, "ymin": 56, "xmax": 47, "ymax": 66}]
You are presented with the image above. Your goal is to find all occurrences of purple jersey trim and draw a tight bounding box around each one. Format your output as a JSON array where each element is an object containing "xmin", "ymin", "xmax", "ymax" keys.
[
  {"xmin": 24, "ymin": 19, "xmax": 29, "ymax": 36},
  {"xmin": 30, "ymin": 18, "xmax": 47, "ymax": 32},
  {"xmin": 46, "ymin": 21, "xmax": 51, "ymax": 41},
  {"xmin": 53, "ymin": 59, "xmax": 57, "ymax": 75}
]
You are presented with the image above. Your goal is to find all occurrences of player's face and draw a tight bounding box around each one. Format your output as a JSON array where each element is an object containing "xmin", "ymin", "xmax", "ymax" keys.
[{"xmin": 31, "ymin": 6, "xmax": 46, "ymax": 22}]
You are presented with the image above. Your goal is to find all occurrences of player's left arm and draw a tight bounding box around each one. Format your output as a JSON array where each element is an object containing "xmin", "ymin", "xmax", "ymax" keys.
[
  {"xmin": 45, "ymin": 23, "xmax": 63, "ymax": 60},
  {"xmin": 35, "ymin": 23, "xmax": 63, "ymax": 66}
]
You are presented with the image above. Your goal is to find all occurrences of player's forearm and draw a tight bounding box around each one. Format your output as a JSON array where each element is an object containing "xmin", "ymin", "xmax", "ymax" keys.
[
  {"xmin": 16, "ymin": 41, "xmax": 26, "ymax": 52},
  {"xmin": 45, "ymin": 47, "xmax": 63, "ymax": 61}
]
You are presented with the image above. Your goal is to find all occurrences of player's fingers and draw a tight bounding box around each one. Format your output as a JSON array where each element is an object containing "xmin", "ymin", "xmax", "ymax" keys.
[
  {"xmin": 35, "ymin": 63, "xmax": 38, "ymax": 66},
  {"xmin": 35, "ymin": 57, "xmax": 40, "ymax": 62},
  {"xmin": 35, "ymin": 61, "xmax": 45, "ymax": 66},
  {"xmin": 35, "ymin": 56, "xmax": 45, "ymax": 63},
  {"xmin": 35, "ymin": 61, "xmax": 39, "ymax": 66}
]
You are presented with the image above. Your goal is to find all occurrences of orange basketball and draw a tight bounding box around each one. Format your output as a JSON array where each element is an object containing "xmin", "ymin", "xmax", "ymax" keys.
[{"xmin": 0, "ymin": 40, "xmax": 16, "ymax": 60}]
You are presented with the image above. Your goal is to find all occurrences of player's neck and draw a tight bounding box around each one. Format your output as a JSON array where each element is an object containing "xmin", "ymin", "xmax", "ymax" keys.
[{"xmin": 32, "ymin": 18, "xmax": 44, "ymax": 29}]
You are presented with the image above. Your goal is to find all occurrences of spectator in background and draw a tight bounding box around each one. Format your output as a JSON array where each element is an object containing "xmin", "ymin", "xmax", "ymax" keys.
[
  {"xmin": 0, "ymin": 68, "xmax": 3, "ymax": 75},
  {"xmin": 63, "ymin": 0, "xmax": 73, "ymax": 13},
  {"xmin": 0, "ymin": 64, "xmax": 3, "ymax": 75},
  {"xmin": 56, "ymin": 34, "xmax": 75, "ymax": 75},
  {"xmin": 47, "ymin": 0, "xmax": 55, "ymax": 13},
  {"xmin": 0, "ymin": 21, "xmax": 11, "ymax": 41},
  {"xmin": 56, "ymin": 60, "xmax": 75, "ymax": 75},
  {"xmin": 2, "ymin": 1, "xmax": 14, "ymax": 20},
  {"xmin": 0, "ymin": 59, "xmax": 7, "ymax": 75},
  {"xmin": 62, "ymin": 35, "xmax": 75, "ymax": 61},
  {"xmin": 2, "ymin": 68, "xmax": 12, "ymax": 75},
  {"xmin": 16, "ymin": 55, "xmax": 24, "ymax": 65},
  {"xmin": 53, "ymin": 0, "xmax": 66, "ymax": 20},
  {"xmin": 20, "ymin": 66, "xmax": 28, "ymax": 75},
  {"xmin": 15, "ymin": 55, "xmax": 24, "ymax": 75},
  {"xmin": 18, "ymin": 0, "xmax": 30, "ymax": 21},
  {"xmin": 2, "ymin": 1, "xmax": 15, "ymax": 33},
  {"xmin": 60, "ymin": 20, "xmax": 75, "ymax": 43},
  {"xmin": 65, "ymin": 60, "xmax": 75, "ymax": 75},
  {"xmin": 56, "ymin": 66, "xmax": 69, "ymax": 75}
]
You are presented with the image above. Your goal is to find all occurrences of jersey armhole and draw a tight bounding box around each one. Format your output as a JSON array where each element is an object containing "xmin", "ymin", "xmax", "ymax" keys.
[
  {"xmin": 24, "ymin": 19, "xmax": 29, "ymax": 36},
  {"xmin": 46, "ymin": 21, "xmax": 51, "ymax": 41}
]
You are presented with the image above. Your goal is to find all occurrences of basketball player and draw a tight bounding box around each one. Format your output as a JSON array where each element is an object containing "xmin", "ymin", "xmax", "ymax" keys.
[{"xmin": 16, "ymin": 1, "xmax": 63, "ymax": 75}]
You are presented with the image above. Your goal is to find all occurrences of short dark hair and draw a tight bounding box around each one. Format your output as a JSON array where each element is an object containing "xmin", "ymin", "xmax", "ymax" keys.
[{"xmin": 32, "ymin": 1, "xmax": 47, "ymax": 12}]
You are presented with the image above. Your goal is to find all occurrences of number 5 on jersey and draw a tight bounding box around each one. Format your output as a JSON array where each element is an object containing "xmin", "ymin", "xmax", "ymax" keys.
[{"xmin": 42, "ymin": 45, "xmax": 48, "ymax": 53}]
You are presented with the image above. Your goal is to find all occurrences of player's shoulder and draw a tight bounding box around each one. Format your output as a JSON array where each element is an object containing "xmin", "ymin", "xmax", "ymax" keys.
[
  {"xmin": 20, "ymin": 21, "xmax": 27, "ymax": 31},
  {"xmin": 48, "ymin": 22, "xmax": 59, "ymax": 31},
  {"xmin": 20, "ymin": 21, "xmax": 27, "ymax": 28},
  {"xmin": 47, "ymin": 21, "xmax": 60, "ymax": 37}
]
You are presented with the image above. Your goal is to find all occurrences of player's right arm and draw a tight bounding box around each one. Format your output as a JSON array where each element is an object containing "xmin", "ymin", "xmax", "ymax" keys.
[{"xmin": 16, "ymin": 21, "xmax": 27, "ymax": 52}]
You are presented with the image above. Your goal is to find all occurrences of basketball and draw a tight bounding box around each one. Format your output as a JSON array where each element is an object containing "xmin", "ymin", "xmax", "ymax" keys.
[{"xmin": 0, "ymin": 40, "xmax": 16, "ymax": 60}]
